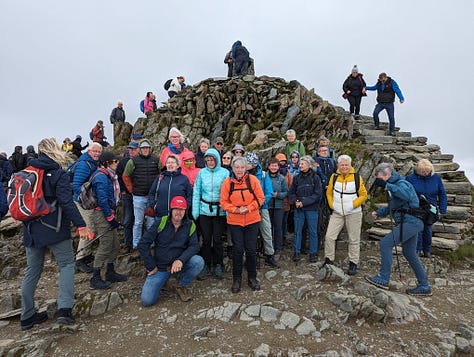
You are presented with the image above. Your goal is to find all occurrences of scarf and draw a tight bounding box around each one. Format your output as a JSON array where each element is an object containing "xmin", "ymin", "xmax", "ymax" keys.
[{"xmin": 168, "ymin": 142, "xmax": 184, "ymax": 155}]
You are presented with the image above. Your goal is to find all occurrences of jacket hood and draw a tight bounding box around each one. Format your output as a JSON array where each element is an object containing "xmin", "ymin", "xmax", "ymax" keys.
[
  {"xmin": 204, "ymin": 148, "xmax": 222, "ymax": 169},
  {"xmin": 231, "ymin": 144, "xmax": 245, "ymax": 154},
  {"xmin": 29, "ymin": 154, "xmax": 60, "ymax": 171},
  {"xmin": 138, "ymin": 139, "xmax": 151, "ymax": 157},
  {"xmin": 335, "ymin": 166, "xmax": 355, "ymax": 175},
  {"xmin": 388, "ymin": 171, "xmax": 403, "ymax": 184},
  {"xmin": 26, "ymin": 145, "xmax": 35, "ymax": 154},
  {"xmin": 180, "ymin": 150, "xmax": 195, "ymax": 162}
]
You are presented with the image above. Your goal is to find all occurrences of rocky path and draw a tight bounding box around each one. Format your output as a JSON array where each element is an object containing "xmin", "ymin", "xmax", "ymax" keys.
[{"xmin": 0, "ymin": 240, "xmax": 473, "ymax": 356}]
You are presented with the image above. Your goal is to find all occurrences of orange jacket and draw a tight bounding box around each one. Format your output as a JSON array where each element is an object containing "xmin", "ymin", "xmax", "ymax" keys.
[{"xmin": 220, "ymin": 174, "xmax": 265, "ymax": 227}]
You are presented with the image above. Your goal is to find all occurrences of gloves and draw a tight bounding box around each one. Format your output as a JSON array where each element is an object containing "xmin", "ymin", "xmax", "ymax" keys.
[
  {"xmin": 109, "ymin": 219, "xmax": 121, "ymax": 230},
  {"xmin": 145, "ymin": 208, "xmax": 155, "ymax": 217},
  {"xmin": 373, "ymin": 178, "xmax": 387, "ymax": 188}
]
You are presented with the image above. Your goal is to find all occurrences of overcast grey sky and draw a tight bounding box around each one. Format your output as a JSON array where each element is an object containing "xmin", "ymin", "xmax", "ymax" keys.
[{"xmin": 1, "ymin": 1, "xmax": 473, "ymax": 181}]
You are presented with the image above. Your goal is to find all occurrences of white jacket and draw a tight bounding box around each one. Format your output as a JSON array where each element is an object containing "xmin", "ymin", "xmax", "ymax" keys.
[{"xmin": 169, "ymin": 78, "xmax": 182, "ymax": 93}]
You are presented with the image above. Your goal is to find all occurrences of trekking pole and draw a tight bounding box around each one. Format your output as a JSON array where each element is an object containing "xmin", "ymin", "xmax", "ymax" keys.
[
  {"xmin": 75, "ymin": 225, "xmax": 118, "ymax": 258},
  {"xmin": 387, "ymin": 191, "xmax": 403, "ymax": 283}
]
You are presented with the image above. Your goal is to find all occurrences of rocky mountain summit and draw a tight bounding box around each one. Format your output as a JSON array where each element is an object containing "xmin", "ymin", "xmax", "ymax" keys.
[
  {"xmin": 116, "ymin": 74, "xmax": 473, "ymax": 250},
  {"xmin": 0, "ymin": 75, "xmax": 473, "ymax": 356}
]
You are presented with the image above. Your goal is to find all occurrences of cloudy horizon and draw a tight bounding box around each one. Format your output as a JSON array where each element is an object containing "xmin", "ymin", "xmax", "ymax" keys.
[{"xmin": 1, "ymin": 1, "xmax": 473, "ymax": 182}]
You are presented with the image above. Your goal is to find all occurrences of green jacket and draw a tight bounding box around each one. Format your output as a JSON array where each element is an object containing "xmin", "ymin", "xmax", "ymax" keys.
[{"xmin": 285, "ymin": 140, "xmax": 305, "ymax": 160}]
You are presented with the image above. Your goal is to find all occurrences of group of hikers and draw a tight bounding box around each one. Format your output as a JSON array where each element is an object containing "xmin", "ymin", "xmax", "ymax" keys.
[{"xmin": 0, "ymin": 50, "xmax": 446, "ymax": 331}]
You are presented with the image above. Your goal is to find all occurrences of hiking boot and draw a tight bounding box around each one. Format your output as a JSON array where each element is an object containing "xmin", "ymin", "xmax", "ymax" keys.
[
  {"xmin": 75, "ymin": 258, "xmax": 93, "ymax": 274},
  {"xmin": 175, "ymin": 286, "xmax": 193, "ymax": 302},
  {"xmin": 389, "ymin": 131, "xmax": 396, "ymax": 137},
  {"xmin": 197, "ymin": 265, "xmax": 210, "ymax": 281},
  {"xmin": 365, "ymin": 275, "xmax": 389, "ymax": 290},
  {"xmin": 309, "ymin": 253, "xmax": 318, "ymax": 263},
  {"xmin": 347, "ymin": 262, "xmax": 357, "ymax": 276},
  {"xmin": 163, "ymin": 278, "xmax": 178, "ymax": 292},
  {"xmin": 264, "ymin": 255, "xmax": 280, "ymax": 268},
  {"xmin": 90, "ymin": 269, "xmax": 112, "ymax": 290},
  {"xmin": 57, "ymin": 308, "xmax": 76, "ymax": 325},
  {"xmin": 213, "ymin": 264, "xmax": 224, "ymax": 279},
  {"xmin": 106, "ymin": 263, "xmax": 128, "ymax": 283},
  {"xmin": 292, "ymin": 252, "xmax": 301, "ymax": 262},
  {"xmin": 248, "ymin": 278, "xmax": 261, "ymax": 291},
  {"xmin": 406, "ymin": 285, "xmax": 432, "ymax": 297},
  {"xmin": 20, "ymin": 311, "xmax": 48, "ymax": 331},
  {"xmin": 322, "ymin": 257, "xmax": 333, "ymax": 266},
  {"xmin": 231, "ymin": 279, "xmax": 241, "ymax": 293}
]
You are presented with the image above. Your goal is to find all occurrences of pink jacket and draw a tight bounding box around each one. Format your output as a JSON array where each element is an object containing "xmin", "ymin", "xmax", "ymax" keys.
[{"xmin": 144, "ymin": 97, "xmax": 154, "ymax": 114}]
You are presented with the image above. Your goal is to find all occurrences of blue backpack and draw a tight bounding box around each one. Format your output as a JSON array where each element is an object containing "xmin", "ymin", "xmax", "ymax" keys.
[{"xmin": 139, "ymin": 100, "xmax": 145, "ymax": 113}]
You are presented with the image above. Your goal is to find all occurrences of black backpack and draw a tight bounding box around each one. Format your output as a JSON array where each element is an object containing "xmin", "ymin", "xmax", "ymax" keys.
[
  {"xmin": 330, "ymin": 172, "xmax": 361, "ymax": 196},
  {"xmin": 229, "ymin": 175, "xmax": 262, "ymax": 208},
  {"xmin": 164, "ymin": 79, "xmax": 173, "ymax": 91},
  {"xmin": 408, "ymin": 195, "xmax": 440, "ymax": 225}
]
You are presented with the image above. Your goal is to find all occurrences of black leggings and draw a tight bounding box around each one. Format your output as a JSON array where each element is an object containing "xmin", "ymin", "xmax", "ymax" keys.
[{"xmin": 348, "ymin": 95, "xmax": 362, "ymax": 115}]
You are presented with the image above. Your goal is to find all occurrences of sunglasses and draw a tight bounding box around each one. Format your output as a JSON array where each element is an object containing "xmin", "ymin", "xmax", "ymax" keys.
[
  {"xmin": 215, "ymin": 142, "xmax": 224, "ymax": 146},
  {"xmin": 222, "ymin": 156, "xmax": 231, "ymax": 160},
  {"xmin": 109, "ymin": 159, "xmax": 119, "ymax": 164},
  {"xmin": 234, "ymin": 150, "xmax": 243, "ymax": 154}
]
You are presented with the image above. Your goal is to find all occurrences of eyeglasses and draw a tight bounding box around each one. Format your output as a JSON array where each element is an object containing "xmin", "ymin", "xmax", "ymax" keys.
[
  {"xmin": 111, "ymin": 159, "xmax": 119, "ymax": 164},
  {"xmin": 222, "ymin": 156, "xmax": 231, "ymax": 160},
  {"xmin": 91, "ymin": 150, "xmax": 102, "ymax": 153},
  {"xmin": 234, "ymin": 150, "xmax": 243, "ymax": 154},
  {"xmin": 170, "ymin": 136, "xmax": 180, "ymax": 139},
  {"xmin": 215, "ymin": 143, "xmax": 223, "ymax": 146}
]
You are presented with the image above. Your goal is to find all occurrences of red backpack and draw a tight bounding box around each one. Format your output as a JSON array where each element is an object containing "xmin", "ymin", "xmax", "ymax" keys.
[{"xmin": 7, "ymin": 166, "xmax": 56, "ymax": 221}]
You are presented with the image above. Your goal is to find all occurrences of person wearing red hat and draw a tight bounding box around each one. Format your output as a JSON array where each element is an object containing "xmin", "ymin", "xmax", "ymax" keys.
[{"xmin": 138, "ymin": 196, "xmax": 204, "ymax": 305}]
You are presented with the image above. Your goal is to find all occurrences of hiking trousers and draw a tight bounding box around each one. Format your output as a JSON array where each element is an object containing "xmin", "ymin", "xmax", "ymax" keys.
[{"xmin": 324, "ymin": 211, "xmax": 362, "ymax": 264}]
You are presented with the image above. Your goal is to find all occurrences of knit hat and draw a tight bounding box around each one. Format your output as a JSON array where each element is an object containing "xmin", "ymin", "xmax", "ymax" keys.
[
  {"xmin": 231, "ymin": 143, "xmax": 245, "ymax": 154},
  {"xmin": 245, "ymin": 152, "xmax": 259, "ymax": 167},
  {"xmin": 275, "ymin": 153, "xmax": 287, "ymax": 162},
  {"xmin": 170, "ymin": 196, "xmax": 187, "ymax": 210},
  {"xmin": 352, "ymin": 65, "xmax": 359, "ymax": 73}
]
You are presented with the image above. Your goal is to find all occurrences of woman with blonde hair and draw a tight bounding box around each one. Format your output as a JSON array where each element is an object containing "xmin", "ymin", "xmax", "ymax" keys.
[
  {"xmin": 406, "ymin": 159, "xmax": 447, "ymax": 257},
  {"xmin": 20, "ymin": 138, "xmax": 91, "ymax": 330}
]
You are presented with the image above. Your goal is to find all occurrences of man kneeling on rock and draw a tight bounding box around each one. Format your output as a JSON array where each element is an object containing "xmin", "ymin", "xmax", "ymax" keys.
[{"xmin": 138, "ymin": 196, "xmax": 204, "ymax": 306}]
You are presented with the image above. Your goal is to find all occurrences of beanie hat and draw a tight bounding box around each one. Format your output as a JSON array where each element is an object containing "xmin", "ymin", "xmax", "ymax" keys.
[
  {"xmin": 245, "ymin": 152, "xmax": 259, "ymax": 167},
  {"xmin": 352, "ymin": 65, "xmax": 358, "ymax": 73},
  {"xmin": 275, "ymin": 153, "xmax": 287, "ymax": 162},
  {"xmin": 170, "ymin": 196, "xmax": 187, "ymax": 210}
]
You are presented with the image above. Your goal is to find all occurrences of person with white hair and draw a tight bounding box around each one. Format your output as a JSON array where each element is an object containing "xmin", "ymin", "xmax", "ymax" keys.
[
  {"xmin": 284, "ymin": 129, "xmax": 305, "ymax": 161},
  {"xmin": 159, "ymin": 127, "xmax": 193, "ymax": 167},
  {"xmin": 109, "ymin": 100, "xmax": 126, "ymax": 124},
  {"xmin": 323, "ymin": 155, "xmax": 368, "ymax": 275}
]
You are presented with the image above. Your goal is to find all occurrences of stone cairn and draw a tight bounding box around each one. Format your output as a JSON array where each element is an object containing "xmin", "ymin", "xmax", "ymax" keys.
[{"xmin": 126, "ymin": 74, "xmax": 472, "ymax": 251}]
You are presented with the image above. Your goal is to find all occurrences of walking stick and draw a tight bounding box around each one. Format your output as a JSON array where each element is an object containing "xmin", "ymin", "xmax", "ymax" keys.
[
  {"xmin": 387, "ymin": 191, "xmax": 403, "ymax": 282},
  {"xmin": 75, "ymin": 225, "xmax": 118, "ymax": 258}
]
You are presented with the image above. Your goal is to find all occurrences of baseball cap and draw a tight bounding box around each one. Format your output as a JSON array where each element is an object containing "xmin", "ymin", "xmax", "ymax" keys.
[
  {"xmin": 170, "ymin": 196, "xmax": 187, "ymax": 210},
  {"xmin": 275, "ymin": 153, "xmax": 287, "ymax": 162},
  {"xmin": 99, "ymin": 151, "xmax": 120, "ymax": 165},
  {"xmin": 127, "ymin": 141, "xmax": 139, "ymax": 149},
  {"xmin": 139, "ymin": 140, "xmax": 151, "ymax": 148},
  {"xmin": 214, "ymin": 137, "xmax": 224, "ymax": 145},
  {"xmin": 132, "ymin": 133, "xmax": 143, "ymax": 140}
]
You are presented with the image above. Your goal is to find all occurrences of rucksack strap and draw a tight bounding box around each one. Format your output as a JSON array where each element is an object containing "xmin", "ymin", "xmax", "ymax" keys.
[{"xmin": 157, "ymin": 215, "xmax": 196, "ymax": 237}]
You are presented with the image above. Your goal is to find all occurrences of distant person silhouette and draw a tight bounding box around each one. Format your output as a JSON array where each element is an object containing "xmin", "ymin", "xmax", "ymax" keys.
[{"xmin": 231, "ymin": 41, "xmax": 250, "ymax": 76}]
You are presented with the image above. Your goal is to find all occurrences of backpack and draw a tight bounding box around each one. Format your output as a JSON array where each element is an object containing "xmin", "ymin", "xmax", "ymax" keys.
[
  {"xmin": 66, "ymin": 161, "xmax": 92, "ymax": 183},
  {"xmin": 89, "ymin": 130, "xmax": 94, "ymax": 140},
  {"xmin": 407, "ymin": 195, "xmax": 440, "ymax": 225},
  {"xmin": 7, "ymin": 167, "xmax": 56, "ymax": 222},
  {"xmin": 157, "ymin": 215, "xmax": 196, "ymax": 236},
  {"xmin": 229, "ymin": 175, "xmax": 261, "ymax": 208},
  {"xmin": 139, "ymin": 99, "xmax": 145, "ymax": 113},
  {"xmin": 164, "ymin": 79, "xmax": 173, "ymax": 91},
  {"xmin": 330, "ymin": 172, "xmax": 361, "ymax": 197},
  {"xmin": 77, "ymin": 172, "xmax": 102, "ymax": 210}
]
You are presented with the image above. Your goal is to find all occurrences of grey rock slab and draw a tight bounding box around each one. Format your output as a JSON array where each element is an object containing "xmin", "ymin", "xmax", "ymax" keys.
[
  {"xmin": 295, "ymin": 317, "xmax": 317, "ymax": 336},
  {"xmin": 279, "ymin": 311, "xmax": 300, "ymax": 329},
  {"xmin": 260, "ymin": 306, "xmax": 281, "ymax": 322},
  {"xmin": 244, "ymin": 304, "xmax": 261, "ymax": 317},
  {"xmin": 219, "ymin": 301, "xmax": 241, "ymax": 322},
  {"xmin": 253, "ymin": 343, "xmax": 270, "ymax": 357}
]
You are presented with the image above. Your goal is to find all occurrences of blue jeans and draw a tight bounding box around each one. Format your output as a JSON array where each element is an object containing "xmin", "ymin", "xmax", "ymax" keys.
[
  {"xmin": 122, "ymin": 193, "xmax": 134, "ymax": 248},
  {"xmin": 373, "ymin": 102, "xmax": 395, "ymax": 133},
  {"xmin": 22, "ymin": 239, "xmax": 75, "ymax": 320},
  {"xmin": 293, "ymin": 209, "xmax": 319, "ymax": 254},
  {"xmin": 141, "ymin": 255, "xmax": 204, "ymax": 306},
  {"xmin": 379, "ymin": 217, "xmax": 428, "ymax": 285},
  {"xmin": 230, "ymin": 223, "xmax": 259, "ymax": 280},
  {"xmin": 416, "ymin": 224, "xmax": 433, "ymax": 254},
  {"xmin": 133, "ymin": 195, "xmax": 154, "ymax": 248}
]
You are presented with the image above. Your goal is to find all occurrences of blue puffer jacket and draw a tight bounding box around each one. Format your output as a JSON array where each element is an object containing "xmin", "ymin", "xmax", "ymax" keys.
[
  {"xmin": 268, "ymin": 173, "xmax": 288, "ymax": 209},
  {"xmin": 72, "ymin": 152, "xmax": 99, "ymax": 201},
  {"xmin": 288, "ymin": 169, "xmax": 322, "ymax": 211},
  {"xmin": 91, "ymin": 167, "xmax": 117, "ymax": 219},
  {"xmin": 252, "ymin": 164, "xmax": 273, "ymax": 209},
  {"xmin": 138, "ymin": 216, "xmax": 199, "ymax": 272},
  {"xmin": 192, "ymin": 148, "xmax": 229, "ymax": 219},
  {"xmin": 376, "ymin": 171, "xmax": 421, "ymax": 224},
  {"xmin": 23, "ymin": 155, "xmax": 86, "ymax": 248},
  {"xmin": 406, "ymin": 171, "xmax": 448, "ymax": 214},
  {"xmin": 148, "ymin": 168, "xmax": 192, "ymax": 218}
]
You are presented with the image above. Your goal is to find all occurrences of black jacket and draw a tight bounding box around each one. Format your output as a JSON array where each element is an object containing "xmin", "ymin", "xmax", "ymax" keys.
[
  {"xmin": 23, "ymin": 155, "xmax": 86, "ymax": 248},
  {"xmin": 110, "ymin": 107, "xmax": 126, "ymax": 124},
  {"xmin": 342, "ymin": 74, "xmax": 366, "ymax": 97}
]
